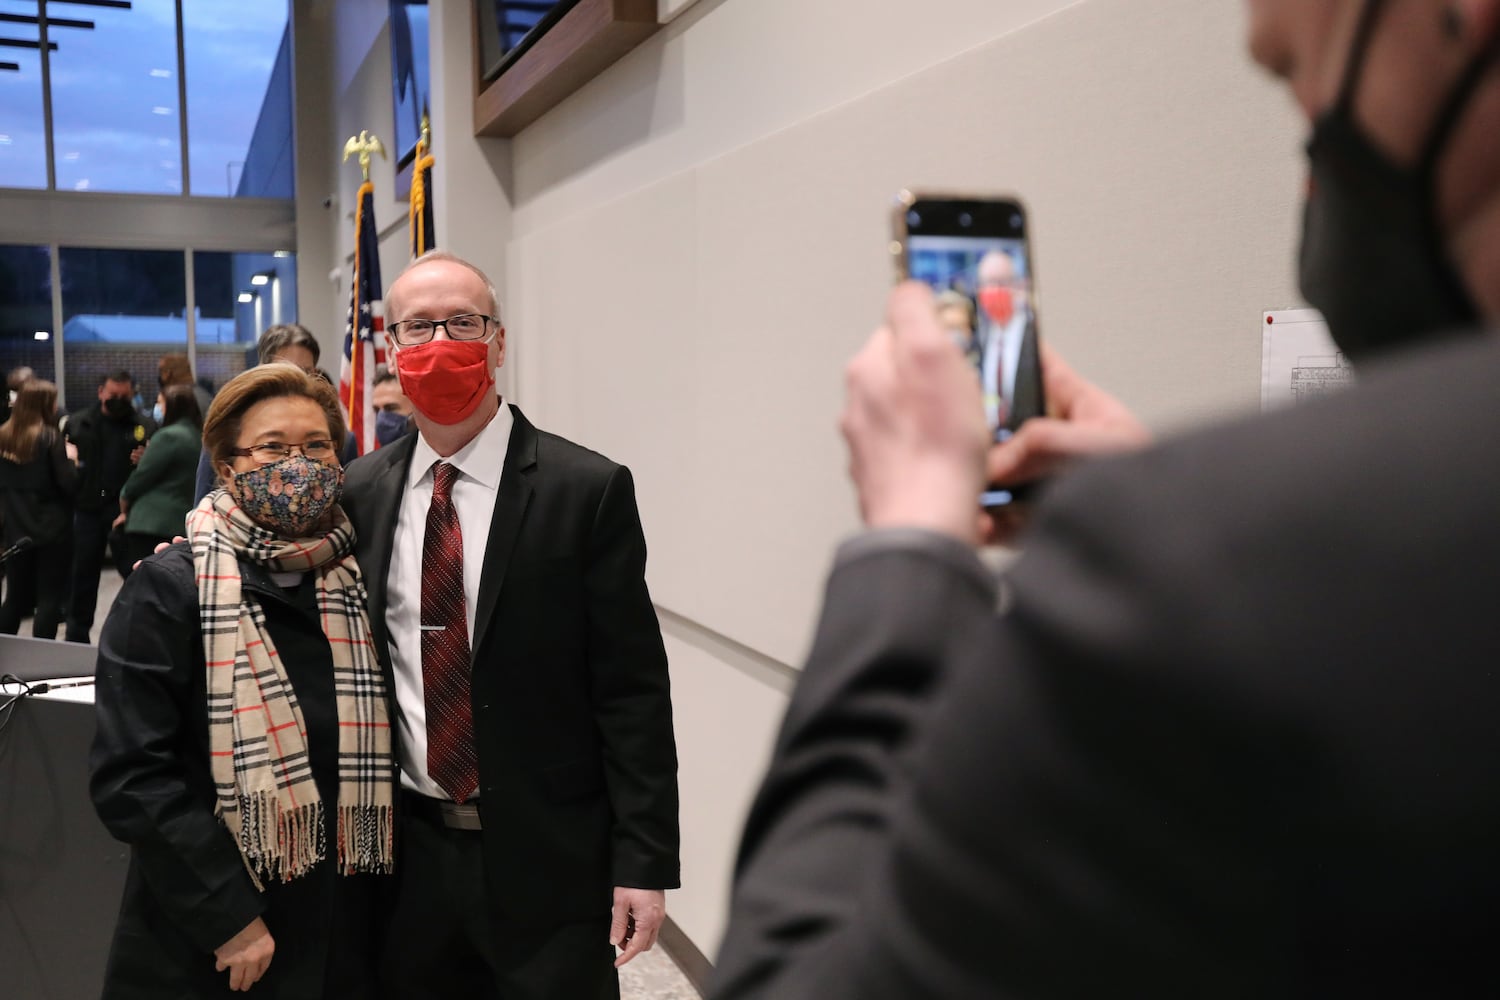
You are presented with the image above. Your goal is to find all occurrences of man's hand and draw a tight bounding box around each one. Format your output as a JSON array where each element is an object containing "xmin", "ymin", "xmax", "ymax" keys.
[
  {"xmin": 213, "ymin": 916, "xmax": 274, "ymax": 992},
  {"xmin": 129, "ymin": 444, "xmax": 145, "ymax": 466},
  {"xmin": 65, "ymin": 441, "xmax": 79, "ymax": 464},
  {"xmin": 111, "ymin": 513, "xmax": 127, "ymax": 530},
  {"xmin": 610, "ymin": 887, "xmax": 666, "ymax": 968},
  {"xmin": 841, "ymin": 282, "xmax": 990, "ymax": 544},
  {"xmin": 982, "ymin": 342, "xmax": 1151, "ymax": 546}
]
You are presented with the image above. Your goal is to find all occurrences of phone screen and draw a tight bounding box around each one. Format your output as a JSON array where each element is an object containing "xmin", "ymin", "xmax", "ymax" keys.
[{"xmin": 899, "ymin": 196, "xmax": 1043, "ymax": 507}]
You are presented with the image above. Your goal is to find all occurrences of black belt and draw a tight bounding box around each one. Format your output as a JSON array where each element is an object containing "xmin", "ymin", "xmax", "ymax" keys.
[{"xmin": 402, "ymin": 790, "xmax": 483, "ymax": 831}]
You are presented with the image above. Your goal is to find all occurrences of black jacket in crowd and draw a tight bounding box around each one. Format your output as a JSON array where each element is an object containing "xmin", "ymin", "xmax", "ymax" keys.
[
  {"xmin": 65, "ymin": 403, "xmax": 155, "ymax": 513},
  {"xmin": 0, "ymin": 427, "xmax": 78, "ymax": 546}
]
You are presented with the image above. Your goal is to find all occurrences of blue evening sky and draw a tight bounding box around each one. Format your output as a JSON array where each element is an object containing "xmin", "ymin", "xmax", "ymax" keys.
[{"xmin": 0, "ymin": 0, "xmax": 288, "ymax": 196}]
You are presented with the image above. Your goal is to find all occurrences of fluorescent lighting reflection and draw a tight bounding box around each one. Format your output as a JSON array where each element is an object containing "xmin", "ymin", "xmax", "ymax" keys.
[{"xmin": 237, "ymin": 292, "xmax": 254, "ymax": 303}]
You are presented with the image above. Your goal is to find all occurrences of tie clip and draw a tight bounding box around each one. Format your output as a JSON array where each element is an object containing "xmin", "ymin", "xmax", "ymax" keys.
[{"xmin": 419, "ymin": 624, "xmax": 448, "ymax": 631}]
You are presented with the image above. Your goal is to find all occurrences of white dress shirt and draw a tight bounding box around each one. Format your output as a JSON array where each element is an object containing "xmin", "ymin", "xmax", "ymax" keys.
[{"xmin": 385, "ymin": 402, "xmax": 514, "ymax": 798}]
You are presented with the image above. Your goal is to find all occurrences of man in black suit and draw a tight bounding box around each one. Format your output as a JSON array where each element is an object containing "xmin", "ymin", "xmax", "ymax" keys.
[
  {"xmin": 341, "ymin": 251, "xmax": 679, "ymax": 999},
  {"xmin": 712, "ymin": 1, "xmax": 1500, "ymax": 996},
  {"xmin": 973, "ymin": 249, "xmax": 1041, "ymax": 438}
]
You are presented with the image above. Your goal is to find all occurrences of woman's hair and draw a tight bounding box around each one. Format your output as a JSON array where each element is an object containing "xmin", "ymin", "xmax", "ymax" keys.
[
  {"xmin": 158, "ymin": 352, "xmax": 194, "ymax": 387},
  {"xmin": 0, "ymin": 379, "xmax": 58, "ymax": 465},
  {"xmin": 256, "ymin": 323, "xmax": 321, "ymax": 366},
  {"xmin": 160, "ymin": 381, "xmax": 203, "ymax": 430},
  {"xmin": 202, "ymin": 362, "xmax": 346, "ymax": 472}
]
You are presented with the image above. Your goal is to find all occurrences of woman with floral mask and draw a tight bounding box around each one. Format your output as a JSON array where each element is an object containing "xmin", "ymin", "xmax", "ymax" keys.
[{"xmin": 90, "ymin": 362, "xmax": 394, "ymax": 998}]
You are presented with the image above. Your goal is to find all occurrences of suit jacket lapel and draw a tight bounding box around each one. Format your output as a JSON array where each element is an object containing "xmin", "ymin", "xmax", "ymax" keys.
[
  {"xmin": 471, "ymin": 405, "xmax": 536, "ymax": 660},
  {"xmin": 362, "ymin": 435, "xmax": 418, "ymax": 663}
]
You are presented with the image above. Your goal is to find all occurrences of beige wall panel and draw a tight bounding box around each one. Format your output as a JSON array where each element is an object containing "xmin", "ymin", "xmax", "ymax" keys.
[
  {"xmin": 512, "ymin": 0, "xmax": 1086, "ymax": 231},
  {"xmin": 662, "ymin": 630, "xmax": 787, "ymax": 958}
]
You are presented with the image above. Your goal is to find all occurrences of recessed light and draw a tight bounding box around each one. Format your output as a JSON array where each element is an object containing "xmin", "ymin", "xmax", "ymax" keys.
[
  {"xmin": 33, "ymin": 331, "xmax": 50, "ymax": 341},
  {"xmin": 251, "ymin": 274, "xmax": 270, "ymax": 286},
  {"xmin": 238, "ymin": 292, "xmax": 254, "ymax": 303}
]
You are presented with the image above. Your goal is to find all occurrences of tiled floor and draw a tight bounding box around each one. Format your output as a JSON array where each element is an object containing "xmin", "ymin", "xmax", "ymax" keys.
[
  {"xmin": 39, "ymin": 573, "xmax": 703, "ymax": 998},
  {"xmin": 621, "ymin": 945, "xmax": 702, "ymax": 999}
]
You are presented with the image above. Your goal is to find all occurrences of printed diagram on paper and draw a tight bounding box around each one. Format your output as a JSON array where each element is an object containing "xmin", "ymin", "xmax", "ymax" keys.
[{"xmin": 1261, "ymin": 309, "xmax": 1353, "ymax": 410}]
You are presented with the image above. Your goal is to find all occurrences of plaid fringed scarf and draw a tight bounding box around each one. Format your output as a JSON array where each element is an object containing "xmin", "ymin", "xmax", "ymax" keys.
[{"xmin": 188, "ymin": 489, "xmax": 394, "ymax": 889}]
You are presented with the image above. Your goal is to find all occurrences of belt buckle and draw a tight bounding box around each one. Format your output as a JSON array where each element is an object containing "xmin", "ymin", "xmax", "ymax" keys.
[{"xmin": 438, "ymin": 799, "xmax": 482, "ymax": 831}]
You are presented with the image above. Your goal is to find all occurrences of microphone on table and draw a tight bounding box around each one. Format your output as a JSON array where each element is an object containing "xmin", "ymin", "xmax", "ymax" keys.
[{"xmin": 0, "ymin": 536, "xmax": 33, "ymax": 568}]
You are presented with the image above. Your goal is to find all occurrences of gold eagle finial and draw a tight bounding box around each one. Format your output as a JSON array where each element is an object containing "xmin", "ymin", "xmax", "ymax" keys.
[{"xmin": 342, "ymin": 131, "xmax": 387, "ymax": 182}]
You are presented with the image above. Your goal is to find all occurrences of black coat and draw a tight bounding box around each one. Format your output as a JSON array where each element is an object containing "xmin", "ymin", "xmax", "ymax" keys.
[
  {"xmin": 712, "ymin": 332, "xmax": 1500, "ymax": 998},
  {"xmin": 0, "ymin": 427, "xmax": 78, "ymax": 546},
  {"xmin": 90, "ymin": 543, "xmax": 386, "ymax": 999},
  {"xmin": 341, "ymin": 404, "xmax": 680, "ymax": 925}
]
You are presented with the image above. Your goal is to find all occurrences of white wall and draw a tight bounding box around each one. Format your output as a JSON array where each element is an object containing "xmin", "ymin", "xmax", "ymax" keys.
[{"xmin": 320, "ymin": 0, "xmax": 1310, "ymax": 960}]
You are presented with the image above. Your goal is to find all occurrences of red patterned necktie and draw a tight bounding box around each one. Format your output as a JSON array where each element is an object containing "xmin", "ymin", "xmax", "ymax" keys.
[{"xmin": 422, "ymin": 461, "xmax": 478, "ymax": 803}]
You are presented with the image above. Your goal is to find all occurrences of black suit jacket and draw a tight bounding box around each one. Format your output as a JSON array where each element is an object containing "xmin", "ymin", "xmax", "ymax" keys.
[
  {"xmin": 712, "ymin": 332, "xmax": 1500, "ymax": 997},
  {"xmin": 342, "ymin": 404, "xmax": 680, "ymax": 926}
]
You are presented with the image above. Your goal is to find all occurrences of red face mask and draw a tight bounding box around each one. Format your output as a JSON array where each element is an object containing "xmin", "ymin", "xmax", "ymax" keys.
[
  {"xmin": 978, "ymin": 286, "xmax": 1014, "ymax": 326},
  {"xmin": 393, "ymin": 338, "xmax": 496, "ymax": 424}
]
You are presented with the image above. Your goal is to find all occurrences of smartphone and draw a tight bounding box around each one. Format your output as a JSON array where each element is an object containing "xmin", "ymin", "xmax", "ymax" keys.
[{"xmin": 891, "ymin": 191, "xmax": 1045, "ymax": 508}]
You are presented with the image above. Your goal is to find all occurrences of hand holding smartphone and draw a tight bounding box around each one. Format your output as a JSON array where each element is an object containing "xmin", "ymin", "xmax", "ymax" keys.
[{"xmin": 891, "ymin": 191, "xmax": 1046, "ymax": 508}]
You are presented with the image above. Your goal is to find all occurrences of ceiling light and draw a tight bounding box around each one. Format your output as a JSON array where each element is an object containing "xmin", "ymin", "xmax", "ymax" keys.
[
  {"xmin": 63, "ymin": 151, "xmax": 80, "ymax": 161},
  {"xmin": 273, "ymin": 250, "xmax": 292, "ymax": 258},
  {"xmin": 0, "ymin": 134, "xmax": 12, "ymax": 145},
  {"xmin": 33, "ymin": 331, "xmax": 49, "ymax": 341},
  {"xmin": 73, "ymin": 179, "xmax": 89, "ymax": 190},
  {"xmin": 238, "ymin": 292, "xmax": 254, "ymax": 303},
  {"xmin": 250, "ymin": 274, "xmax": 270, "ymax": 286},
  {"xmin": 149, "ymin": 68, "xmax": 171, "ymax": 78},
  {"xmin": 151, "ymin": 106, "xmax": 172, "ymax": 116}
]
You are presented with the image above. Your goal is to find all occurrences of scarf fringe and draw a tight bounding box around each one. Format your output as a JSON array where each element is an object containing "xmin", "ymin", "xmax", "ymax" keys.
[
  {"xmin": 237, "ymin": 794, "xmax": 327, "ymax": 887},
  {"xmin": 337, "ymin": 803, "xmax": 396, "ymax": 875}
]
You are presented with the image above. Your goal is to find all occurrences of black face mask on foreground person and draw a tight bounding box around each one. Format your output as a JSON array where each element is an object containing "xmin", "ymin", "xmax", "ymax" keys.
[{"xmin": 1299, "ymin": 0, "xmax": 1498, "ymax": 361}]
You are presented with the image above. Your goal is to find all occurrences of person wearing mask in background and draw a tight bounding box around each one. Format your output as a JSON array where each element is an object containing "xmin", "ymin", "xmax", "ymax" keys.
[
  {"xmin": 192, "ymin": 325, "xmax": 359, "ymax": 503},
  {"xmin": 0, "ymin": 379, "xmax": 79, "ymax": 639},
  {"xmin": 341, "ymin": 249, "xmax": 679, "ymax": 1000},
  {"xmin": 116, "ymin": 382, "xmax": 203, "ymax": 572},
  {"xmin": 159, "ymin": 352, "xmax": 215, "ymax": 424},
  {"xmin": 711, "ymin": 1, "xmax": 1500, "ymax": 996},
  {"xmin": 371, "ymin": 367, "xmax": 414, "ymax": 447},
  {"xmin": 63, "ymin": 369, "xmax": 155, "ymax": 643},
  {"xmin": 90, "ymin": 362, "xmax": 394, "ymax": 997},
  {"xmin": 973, "ymin": 248, "xmax": 1041, "ymax": 439}
]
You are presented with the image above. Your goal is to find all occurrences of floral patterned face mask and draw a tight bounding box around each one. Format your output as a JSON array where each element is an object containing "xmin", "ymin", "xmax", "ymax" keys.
[{"xmin": 229, "ymin": 454, "xmax": 344, "ymax": 538}]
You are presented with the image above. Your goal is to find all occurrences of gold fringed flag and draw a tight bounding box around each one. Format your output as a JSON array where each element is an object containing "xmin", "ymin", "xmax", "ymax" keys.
[{"xmin": 410, "ymin": 116, "xmax": 436, "ymax": 257}]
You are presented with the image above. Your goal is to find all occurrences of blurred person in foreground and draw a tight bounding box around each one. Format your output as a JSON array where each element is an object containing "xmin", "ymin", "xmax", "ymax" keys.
[
  {"xmin": 711, "ymin": 1, "xmax": 1500, "ymax": 996},
  {"xmin": 90, "ymin": 363, "xmax": 394, "ymax": 996},
  {"xmin": 116, "ymin": 381, "xmax": 204, "ymax": 571},
  {"xmin": 0, "ymin": 379, "xmax": 79, "ymax": 638}
]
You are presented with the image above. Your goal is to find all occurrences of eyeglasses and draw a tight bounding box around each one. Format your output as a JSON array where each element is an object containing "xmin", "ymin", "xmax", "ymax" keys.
[
  {"xmin": 230, "ymin": 439, "xmax": 337, "ymax": 464},
  {"xmin": 388, "ymin": 313, "xmax": 497, "ymax": 347}
]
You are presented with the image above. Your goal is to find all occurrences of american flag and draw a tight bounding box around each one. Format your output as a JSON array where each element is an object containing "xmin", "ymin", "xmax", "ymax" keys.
[{"xmin": 340, "ymin": 180, "xmax": 385, "ymax": 456}]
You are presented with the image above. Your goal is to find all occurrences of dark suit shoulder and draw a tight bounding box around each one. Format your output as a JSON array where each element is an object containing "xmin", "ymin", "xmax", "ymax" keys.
[
  {"xmin": 1013, "ymin": 330, "xmax": 1500, "ymax": 699},
  {"xmin": 344, "ymin": 433, "xmax": 413, "ymax": 492}
]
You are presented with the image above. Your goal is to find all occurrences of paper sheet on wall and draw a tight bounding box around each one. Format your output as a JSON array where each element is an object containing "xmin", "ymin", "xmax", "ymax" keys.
[{"xmin": 1261, "ymin": 308, "xmax": 1353, "ymax": 411}]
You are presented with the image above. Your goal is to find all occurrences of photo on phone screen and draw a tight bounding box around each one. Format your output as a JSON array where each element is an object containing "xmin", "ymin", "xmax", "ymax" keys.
[{"xmin": 895, "ymin": 194, "xmax": 1044, "ymax": 507}]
